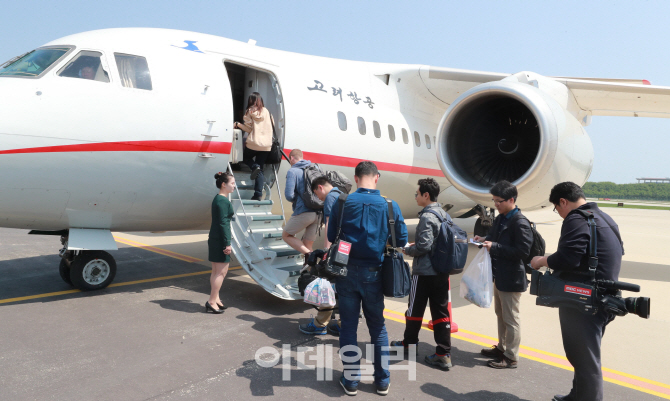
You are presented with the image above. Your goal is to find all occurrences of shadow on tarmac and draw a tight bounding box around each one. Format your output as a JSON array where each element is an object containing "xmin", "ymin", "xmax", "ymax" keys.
[{"xmin": 421, "ymin": 382, "xmax": 532, "ymax": 401}]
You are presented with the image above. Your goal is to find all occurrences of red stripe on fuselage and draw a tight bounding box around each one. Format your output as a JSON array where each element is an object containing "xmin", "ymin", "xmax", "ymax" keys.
[
  {"xmin": 288, "ymin": 149, "xmax": 444, "ymax": 177},
  {"xmin": 0, "ymin": 140, "xmax": 232, "ymax": 155},
  {"xmin": 0, "ymin": 141, "xmax": 445, "ymax": 177}
]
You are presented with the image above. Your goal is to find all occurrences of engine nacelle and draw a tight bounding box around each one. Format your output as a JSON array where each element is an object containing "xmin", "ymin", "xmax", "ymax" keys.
[{"xmin": 436, "ymin": 74, "xmax": 594, "ymax": 211}]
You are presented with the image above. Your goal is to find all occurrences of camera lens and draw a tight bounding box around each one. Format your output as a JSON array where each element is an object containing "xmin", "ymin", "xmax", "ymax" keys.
[{"xmin": 625, "ymin": 297, "xmax": 650, "ymax": 319}]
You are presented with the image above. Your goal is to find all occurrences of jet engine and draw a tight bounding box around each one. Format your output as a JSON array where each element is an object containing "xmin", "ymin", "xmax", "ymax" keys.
[{"xmin": 436, "ymin": 73, "xmax": 594, "ymax": 211}]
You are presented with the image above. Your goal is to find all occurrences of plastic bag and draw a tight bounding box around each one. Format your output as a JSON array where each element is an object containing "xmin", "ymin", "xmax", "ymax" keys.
[
  {"xmin": 303, "ymin": 277, "xmax": 336, "ymax": 307},
  {"xmin": 459, "ymin": 248, "xmax": 493, "ymax": 308}
]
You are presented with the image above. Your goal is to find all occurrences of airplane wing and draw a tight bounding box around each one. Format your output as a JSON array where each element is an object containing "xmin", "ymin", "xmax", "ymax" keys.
[{"xmin": 416, "ymin": 66, "xmax": 670, "ymax": 118}]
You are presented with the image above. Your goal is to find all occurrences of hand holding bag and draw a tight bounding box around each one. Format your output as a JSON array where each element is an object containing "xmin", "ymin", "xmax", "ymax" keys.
[
  {"xmin": 459, "ymin": 248, "xmax": 494, "ymax": 308},
  {"xmin": 382, "ymin": 199, "xmax": 411, "ymax": 298}
]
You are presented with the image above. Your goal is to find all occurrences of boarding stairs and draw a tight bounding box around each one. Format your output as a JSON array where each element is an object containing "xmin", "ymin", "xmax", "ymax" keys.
[{"xmin": 227, "ymin": 160, "xmax": 304, "ymax": 300}]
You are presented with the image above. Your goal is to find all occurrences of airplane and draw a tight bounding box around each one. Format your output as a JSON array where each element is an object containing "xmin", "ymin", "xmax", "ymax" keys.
[{"xmin": 1, "ymin": 28, "xmax": 669, "ymax": 298}]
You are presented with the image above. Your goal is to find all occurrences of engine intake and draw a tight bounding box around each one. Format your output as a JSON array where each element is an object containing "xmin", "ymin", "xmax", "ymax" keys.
[{"xmin": 437, "ymin": 78, "xmax": 594, "ymax": 210}]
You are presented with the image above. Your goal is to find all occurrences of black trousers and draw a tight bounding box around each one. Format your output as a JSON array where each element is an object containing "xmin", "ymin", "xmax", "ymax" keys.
[
  {"xmin": 403, "ymin": 274, "xmax": 451, "ymax": 355},
  {"xmin": 242, "ymin": 148, "xmax": 269, "ymax": 198},
  {"xmin": 559, "ymin": 306, "xmax": 615, "ymax": 401}
]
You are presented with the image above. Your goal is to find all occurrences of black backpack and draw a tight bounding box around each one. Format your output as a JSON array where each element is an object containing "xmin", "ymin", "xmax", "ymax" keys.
[
  {"xmin": 523, "ymin": 218, "xmax": 546, "ymax": 274},
  {"xmin": 300, "ymin": 163, "xmax": 325, "ymax": 210},
  {"xmin": 425, "ymin": 209, "xmax": 468, "ymax": 275}
]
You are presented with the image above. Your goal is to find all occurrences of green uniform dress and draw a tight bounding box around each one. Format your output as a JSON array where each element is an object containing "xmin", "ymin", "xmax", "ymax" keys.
[{"xmin": 208, "ymin": 194, "xmax": 234, "ymax": 263}]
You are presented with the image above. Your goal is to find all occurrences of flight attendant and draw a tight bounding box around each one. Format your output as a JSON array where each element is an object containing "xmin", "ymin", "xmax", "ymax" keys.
[{"xmin": 206, "ymin": 171, "xmax": 236, "ymax": 313}]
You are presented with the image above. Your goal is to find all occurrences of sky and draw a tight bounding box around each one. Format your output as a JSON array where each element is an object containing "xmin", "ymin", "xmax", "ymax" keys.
[{"xmin": 2, "ymin": 0, "xmax": 669, "ymax": 184}]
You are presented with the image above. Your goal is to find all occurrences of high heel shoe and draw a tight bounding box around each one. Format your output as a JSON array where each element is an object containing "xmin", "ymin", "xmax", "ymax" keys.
[
  {"xmin": 216, "ymin": 302, "xmax": 228, "ymax": 310},
  {"xmin": 205, "ymin": 302, "xmax": 224, "ymax": 314}
]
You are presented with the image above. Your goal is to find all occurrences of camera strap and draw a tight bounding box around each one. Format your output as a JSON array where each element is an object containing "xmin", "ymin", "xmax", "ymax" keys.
[
  {"xmin": 575, "ymin": 209, "xmax": 598, "ymax": 281},
  {"xmin": 387, "ymin": 199, "xmax": 397, "ymax": 251},
  {"xmin": 332, "ymin": 192, "xmax": 349, "ymax": 244}
]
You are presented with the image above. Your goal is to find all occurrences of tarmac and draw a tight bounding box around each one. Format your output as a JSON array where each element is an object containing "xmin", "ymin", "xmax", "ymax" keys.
[{"xmin": 0, "ymin": 206, "xmax": 669, "ymax": 400}]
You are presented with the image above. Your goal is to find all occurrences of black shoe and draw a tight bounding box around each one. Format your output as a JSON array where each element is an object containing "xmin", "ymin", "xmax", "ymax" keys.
[
  {"xmin": 250, "ymin": 166, "xmax": 261, "ymax": 180},
  {"xmin": 481, "ymin": 345, "xmax": 504, "ymax": 359},
  {"xmin": 375, "ymin": 381, "xmax": 390, "ymax": 396},
  {"xmin": 326, "ymin": 321, "xmax": 340, "ymax": 336},
  {"xmin": 390, "ymin": 340, "xmax": 418, "ymax": 359},
  {"xmin": 205, "ymin": 302, "xmax": 224, "ymax": 314},
  {"xmin": 250, "ymin": 194, "xmax": 262, "ymax": 201},
  {"xmin": 339, "ymin": 376, "xmax": 358, "ymax": 396},
  {"xmin": 216, "ymin": 302, "xmax": 228, "ymax": 310},
  {"xmin": 552, "ymin": 395, "xmax": 573, "ymax": 401}
]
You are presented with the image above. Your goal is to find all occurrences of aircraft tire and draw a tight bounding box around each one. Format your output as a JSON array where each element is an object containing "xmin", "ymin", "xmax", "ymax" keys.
[
  {"xmin": 473, "ymin": 218, "xmax": 490, "ymax": 238},
  {"xmin": 70, "ymin": 251, "xmax": 117, "ymax": 291},
  {"xmin": 59, "ymin": 259, "xmax": 73, "ymax": 286}
]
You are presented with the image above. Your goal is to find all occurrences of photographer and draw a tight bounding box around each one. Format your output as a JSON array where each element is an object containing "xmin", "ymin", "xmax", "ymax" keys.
[{"xmin": 531, "ymin": 182, "xmax": 624, "ymax": 401}]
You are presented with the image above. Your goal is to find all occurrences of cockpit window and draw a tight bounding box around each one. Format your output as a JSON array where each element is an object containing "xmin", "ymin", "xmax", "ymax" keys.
[
  {"xmin": 114, "ymin": 53, "xmax": 152, "ymax": 90},
  {"xmin": 58, "ymin": 51, "xmax": 110, "ymax": 83},
  {"xmin": 0, "ymin": 47, "xmax": 71, "ymax": 77}
]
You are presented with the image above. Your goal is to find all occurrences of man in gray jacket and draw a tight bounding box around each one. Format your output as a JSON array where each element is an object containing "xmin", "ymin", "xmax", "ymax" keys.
[{"xmin": 391, "ymin": 178, "xmax": 453, "ymax": 371}]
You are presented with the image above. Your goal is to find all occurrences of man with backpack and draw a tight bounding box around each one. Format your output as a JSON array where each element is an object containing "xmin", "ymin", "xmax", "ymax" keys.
[
  {"xmin": 283, "ymin": 149, "xmax": 320, "ymax": 255},
  {"xmin": 390, "ymin": 178, "xmax": 455, "ymax": 371},
  {"xmin": 473, "ymin": 180, "xmax": 533, "ymax": 369}
]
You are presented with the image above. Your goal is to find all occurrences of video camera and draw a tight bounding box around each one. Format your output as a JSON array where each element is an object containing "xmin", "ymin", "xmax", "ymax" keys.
[{"xmin": 530, "ymin": 270, "xmax": 650, "ymax": 318}]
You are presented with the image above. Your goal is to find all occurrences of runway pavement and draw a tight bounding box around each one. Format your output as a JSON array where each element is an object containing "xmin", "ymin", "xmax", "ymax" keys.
[{"xmin": 0, "ymin": 206, "xmax": 669, "ymax": 400}]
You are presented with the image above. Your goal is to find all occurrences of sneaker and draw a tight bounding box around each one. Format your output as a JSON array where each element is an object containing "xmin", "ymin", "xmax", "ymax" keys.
[
  {"xmin": 375, "ymin": 381, "xmax": 390, "ymax": 396},
  {"xmin": 425, "ymin": 353, "xmax": 453, "ymax": 370},
  {"xmin": 250, "ymin": 166, "xmax": 261, "ymax": 180},
  {"xmin": 326, "ymin": 320, "xmax": 340, "ymax": 336},
  {"xmin": 481, "ymin": 345, "xmax": 504, "ymax": 359},
  {"xmin": 299, "ymin": 319, "xmax": 327, "ymax": 335},
  {"xmin": 339, "ymin": 376, "xmax": 358, "ymax": 396},
  {"xmin": 487, "ymin": 355, "xmax": 517, "ymax": 369},
  {"xmin": 390, "ymin": 340, "xmax": 418, "ymax": 359},
  {"xmin": 250, "ymin": 194, "xmax": 262, "ymax": 201}
]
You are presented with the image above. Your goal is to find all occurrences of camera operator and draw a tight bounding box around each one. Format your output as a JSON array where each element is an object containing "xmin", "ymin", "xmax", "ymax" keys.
[{"xmin": 531, "ymin": 182, "xmax": 624, "ymax": 401}]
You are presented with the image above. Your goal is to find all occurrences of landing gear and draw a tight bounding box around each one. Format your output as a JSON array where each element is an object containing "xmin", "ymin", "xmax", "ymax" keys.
[
  {"xmin": 58, "ymin": 234, "xmax": 117, "ymax": 290},
  {"xmin": 69, "ymin": 251, "xmax": 117, "ymax": 290},
  {"xmin": 473, "ymin": 204, "xmax": 496, "ymax": 238}
]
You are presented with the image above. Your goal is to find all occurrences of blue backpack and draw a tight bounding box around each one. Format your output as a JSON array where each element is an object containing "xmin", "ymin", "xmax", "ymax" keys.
[{"xmin": 425, "ymin": 209, "xmax": 468, "ymax": 275}]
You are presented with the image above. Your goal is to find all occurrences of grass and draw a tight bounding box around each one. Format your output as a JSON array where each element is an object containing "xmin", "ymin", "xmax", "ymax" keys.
[{"xmin": 596, "ymin": 203, "xmax": 670, "ymax": 211}]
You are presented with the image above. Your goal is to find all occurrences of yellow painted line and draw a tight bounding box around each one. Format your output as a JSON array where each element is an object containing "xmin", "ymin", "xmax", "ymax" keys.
[
  {"xmin": 0, "ymin": 289, "xmax": 81, "ymax": 304},
  {"xmin": 383, "ymin": 308, "xmax": 670, "ymax": 399},
  {"xmin": 113, "ymin": 236, "xmax": 204, "ymax": 263}
]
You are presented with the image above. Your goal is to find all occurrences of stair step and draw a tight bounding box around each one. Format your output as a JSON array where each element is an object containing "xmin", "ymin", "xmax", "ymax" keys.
[
  {"xmin": 263, "ymin": 232, "xmax": 283, "ymax": 238},
  {"xmin": 274, "ymin": 249, "xmax": 302, "ymax": 257},
  {"xmin": 250, "ymin": 215, "xmax": 283, "ymax": 221},
  {"xmin": 240, "ymin": 200, "xmax": 273, "ymax": 206},
  {"xmin": 275, "ymin": 265, "xmax": 302, "ymax": 277},
  {"xmin": 236, "ymin": 184, "xmax": 254, "ymax": 190}
]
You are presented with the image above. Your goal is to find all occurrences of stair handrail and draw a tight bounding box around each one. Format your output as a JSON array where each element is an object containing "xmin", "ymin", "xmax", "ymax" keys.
[
  {"xmin": 228, "ymin": 162, "xmax": 252, "ymax": 233},
  {"xmin": 273, "ymin": 164, "xmax": 287, "ymax": 222}
]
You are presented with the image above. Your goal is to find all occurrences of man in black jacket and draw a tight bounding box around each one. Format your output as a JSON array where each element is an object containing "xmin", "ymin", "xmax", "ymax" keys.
[
  {"xmin": 531, "ymin": 182, "xmax": 623, "ymax": 401},
  {"xmin": 474, "ymin": 180, "xmax": 533, "ymax": 369}
]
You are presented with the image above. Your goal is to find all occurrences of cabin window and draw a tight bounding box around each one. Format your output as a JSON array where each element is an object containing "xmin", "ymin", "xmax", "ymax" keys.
[
  {"xmin": 337, "ymin": 111, "xmax": 347, "ymax": 131},
  {"xmin": 114, "ymin": 53, "xmax": 152, "ymax": 90},
  {"xmin": 357, "ymin": 117, "xmax": 366, "ymax": 135},
  {"xmin": 425, "ymin": 134, "xmax": 432, "ymax": 149},
  {"xmin": 373, "ymin": 121, "xmax": 381, "ymax": 138},
  {"xmin": 388, "ymin": 125, "xmax": 396, "ymax": 142},
  {"xmin": 58, "ymin": 51, "xmax": 110, "ymax": 83},
  {"xmin": 0, "ymin": 47, "xmax": 72, "ymax": 78},
  {"xmin": 402, "ymin": 128, "xmax": 409, "ymax": 144},
  {"xmin": 414, "ymin": 131, "xmax": 421, "ymax": 147}
]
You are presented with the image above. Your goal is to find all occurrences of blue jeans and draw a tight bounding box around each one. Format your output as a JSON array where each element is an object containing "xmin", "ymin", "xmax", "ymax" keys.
[{"xmin": 337, "ymin": 263, "xmax": 389, "ymax": 387}]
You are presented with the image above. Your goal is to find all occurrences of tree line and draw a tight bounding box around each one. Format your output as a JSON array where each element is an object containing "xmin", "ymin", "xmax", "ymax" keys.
[{"xmin": 583, "ymin": 182, "xmax": 670, "ymax": 201}]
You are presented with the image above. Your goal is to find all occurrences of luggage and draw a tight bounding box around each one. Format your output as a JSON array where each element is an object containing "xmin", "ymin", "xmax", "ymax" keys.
[
  {"xmin": 459, "ymin": 248, "xmax": 494, "ymax": 308},
  {"xmin": 424, "ymin": 209, "xmax": 468, "ymax": 275},
  {"xmin": 265, "ymin": 116, "xmax": 283, "ymax": 164},
  {"xmin": 382, "ymin": 199, "xmax": 411, "ymax": 298},
  {"xmin": 303, "ymin": 277, "xmax": 336, "ymax": 308}
]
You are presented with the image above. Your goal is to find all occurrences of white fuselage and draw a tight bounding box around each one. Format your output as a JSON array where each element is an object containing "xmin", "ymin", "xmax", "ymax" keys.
[{"xmin": 0, "ymin": 29, "xmax": 466, "ymax": 232}]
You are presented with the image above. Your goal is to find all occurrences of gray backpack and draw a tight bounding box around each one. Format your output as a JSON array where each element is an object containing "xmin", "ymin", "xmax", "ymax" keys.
[{"xmin": 300, "ymin": 163, "xmax": 325, "ymax": 210}]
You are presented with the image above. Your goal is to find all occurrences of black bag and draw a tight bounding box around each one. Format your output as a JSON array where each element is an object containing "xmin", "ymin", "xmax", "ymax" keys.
[
  {"xmin": 265, "ymin": 115, "xmax": 282, "ymax": 164},
  {"xmin": 382, "ymin": 199, "xmax": 411, "ymax": 298},
  {"xmin": 300, "ymin": 163, "xmax": 326, "ymax": 209},
  {"xmin": 522, "ymin": 218, "xmax": 546, "ymax": 274},
  {"xmin": 298, "ymin": 268, "xmax": 318, "ymax": 296},
  {"xmin": 425, "ymin": 209, "xmax": 468, "ymax": 275},
  {"xmin": 320, "ymin": 192, "xmax": 350, "ymax": 278}
]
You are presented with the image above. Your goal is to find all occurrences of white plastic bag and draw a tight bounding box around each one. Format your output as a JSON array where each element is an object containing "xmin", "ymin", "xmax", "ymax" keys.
[
  {"xmin": 303, "ymin": 277, "xmax": 336, "ymax": 308},
  {"xmin": 459, "ymin": 248, "xmax": 494, "ymax": 308}
]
